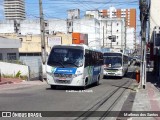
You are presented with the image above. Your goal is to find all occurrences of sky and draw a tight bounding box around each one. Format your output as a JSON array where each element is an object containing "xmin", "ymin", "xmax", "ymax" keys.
[
  {"xmin": 25, "ymin": 0, "xmax": 140, "ymax": 19},
  {"xmin": 0, "ymin": 0, "xmax": 139, "ymax": 19},
  {"xmin": 0, "ymin": 0, "xmax": 140, "ymax": 37}
]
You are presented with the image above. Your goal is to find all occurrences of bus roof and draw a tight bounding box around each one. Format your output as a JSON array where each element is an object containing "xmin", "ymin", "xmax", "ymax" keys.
[
  {"xmin": 52, "ymin": 44, "xmax": 102, "ymax": 52},
  {"xmin": 103, "ymin": 51, "xmax": 128, "ymax": 56}
]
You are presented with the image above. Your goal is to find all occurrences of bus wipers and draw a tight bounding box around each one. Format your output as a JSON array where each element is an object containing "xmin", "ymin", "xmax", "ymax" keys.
[
  {"xmin": 64, "ymin": 61, "xmax": 79, "ymax": 67},
  {"xmin": 48, "ymin": 61, "xmax": 65, "ymax": 68}
]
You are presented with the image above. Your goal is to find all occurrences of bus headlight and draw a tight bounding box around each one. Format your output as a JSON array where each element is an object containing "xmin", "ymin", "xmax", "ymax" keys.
[
  {"xmin": 72, "ymin": 73, "xmax": 83, "ymax": 78},
  {"xmin": 54, "ymin": 73, "xmax": 59, "ymax": 77},
  {"xmin": 65, "ymin": 74, "xmax": 72, "ymax": 78},
  {"xmin": 117, "ymin": 69, "xmax": 122, "ymax": 74}
]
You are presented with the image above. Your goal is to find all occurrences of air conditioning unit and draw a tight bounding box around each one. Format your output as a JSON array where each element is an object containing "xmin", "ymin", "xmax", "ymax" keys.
[{"xmin": 52, "ymin": 31, "xmax": 56, "ymax": 35}]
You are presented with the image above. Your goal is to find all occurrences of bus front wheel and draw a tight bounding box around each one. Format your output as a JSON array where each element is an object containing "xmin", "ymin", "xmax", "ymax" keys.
[
  {"xmin": 51, "ymin": 85, "xmax": 57, "ymax": 89},
  {"xmin": 82, "ymin": 79, "xmax": 88, "ymax": 90}
]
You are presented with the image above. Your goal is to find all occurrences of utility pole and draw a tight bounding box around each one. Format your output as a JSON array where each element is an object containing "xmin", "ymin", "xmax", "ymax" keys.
[
  {"xmin": 39, "ymin": 0, "xmax": 46, "ymax": 81},
  {"xmin": 103, "ymin": 26, "xmax": 104, "ymax": 47},
  {"xmin": 139, "ymin": 0, "xmax": 150, "ymax": 89},
  {"xmin": 124, "ymin": 18, "xmax": 127, "ymax": 50},
  {"xmin": 110, "ymin": 20, "xmax": 113, "ymax": 48}
]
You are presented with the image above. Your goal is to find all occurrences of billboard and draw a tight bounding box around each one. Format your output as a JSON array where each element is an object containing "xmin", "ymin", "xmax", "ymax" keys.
[
  {"xmin": 48, "ymin": 36, "xmax": 62, "ymax": 47},
  {"xmin": 72, "ymin": 32, "xmax": 88, "ymax": 45}
]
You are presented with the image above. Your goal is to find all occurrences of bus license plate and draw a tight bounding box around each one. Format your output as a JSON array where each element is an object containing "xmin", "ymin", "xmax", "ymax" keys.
[{"xmin": 59, "ymin": 77, "xmax": 66, "ymax": 80}]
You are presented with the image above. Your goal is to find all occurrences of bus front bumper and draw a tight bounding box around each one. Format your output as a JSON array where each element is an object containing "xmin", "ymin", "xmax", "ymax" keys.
[
  {"xmin": 47, "ymin": 75, "xmax": 85, "ymax": 87},
  {"xmin": 103, "ymin": 71, "xmax": 123, "ymax": 77}
]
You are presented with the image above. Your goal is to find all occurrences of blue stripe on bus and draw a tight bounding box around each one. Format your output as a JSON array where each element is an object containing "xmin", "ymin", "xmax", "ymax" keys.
[
  {"xmin": 53, "ymin": 68, "xmax": 77, "ymax": 74},
  {"xmin": 93, "ymin": 66, "xmax": 101, "ymax": 75}
]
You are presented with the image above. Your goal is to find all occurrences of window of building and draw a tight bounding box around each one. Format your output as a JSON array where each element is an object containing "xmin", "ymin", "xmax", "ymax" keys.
[
  {"xmin": 117, "ymin": 23, "xmax": 119, "ymax": 26},
  {"xmin": 26, "ymin": 35, "xmax": 32, "ymax": 41},
  {"xmin": 117, "ymin": 30, "xmax": 119, "ymax": 32},
  {"xmin": 45, "ymin": 22, "xmax": 48, "ymax": 27},
  {"xmin": 7, "ymin": 53, "xmax": 16, "ymax": 60},
  {"xmin": 19, "ymin": 38, "xmax": 23, "ymax": 42},
  {"xmin": 68, "ymin": 22, "xmax": 72, "ymax": 26},
  {"xmin": 117, "ymin": 36, "xmax": 119, "ymax": 39},
  {"xmin": 0, "ymin": 53, "xmax": 2, "ymax": 60}
]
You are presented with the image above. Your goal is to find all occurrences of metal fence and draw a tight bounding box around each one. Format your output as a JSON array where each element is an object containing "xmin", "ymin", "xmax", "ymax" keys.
[{"xmin": 20, "ymin": 56, "xmax": 42, "ymax": 80}]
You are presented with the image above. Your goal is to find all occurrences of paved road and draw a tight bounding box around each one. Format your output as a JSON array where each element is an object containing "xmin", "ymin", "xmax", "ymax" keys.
[{"xmin": 0, "ymin": 65, "xmax": 137, "ymax": 120}]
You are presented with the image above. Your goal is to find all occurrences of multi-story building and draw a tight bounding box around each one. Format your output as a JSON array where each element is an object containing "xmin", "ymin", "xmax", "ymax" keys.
[
  {"xmin": 86, "ymin": 7, "xmax": 136, "ymax": 52},
  {"xmin": 126, "ymin": 27, "xmax": 135, "ymax": 51},
  {"xmin": 100, "ymin": 7, "xmax": 136, "ymax": 30},
  {"xmin": 149, "ymin": 0, "xmax": 160, "ymax": 82},
  {"xmin": 0, "ymin": 19, "xmax": 67, "ymax": 35},
  {"xmin": 73, "ymin": 17, "xmax": 101, "ymax": 50},
  {"xmin": 100, "ymin": 17, "xmax": 126, "ymax": 51},
  {"xmin": 4, "ymin": 0, "xmax": 25, "ymax": 20},
  {"xmin": 67, "ymin": 9, "xmax": 80, "ymax": 33}
]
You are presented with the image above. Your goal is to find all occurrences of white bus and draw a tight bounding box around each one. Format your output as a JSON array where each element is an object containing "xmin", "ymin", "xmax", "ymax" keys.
[
  {"xmin": 103, "ymin": 52, "xmax": 128, "ymax": 78},
  {"xmin": 46, "ymin": 44, "xmax": 103, "ymax": 89}
]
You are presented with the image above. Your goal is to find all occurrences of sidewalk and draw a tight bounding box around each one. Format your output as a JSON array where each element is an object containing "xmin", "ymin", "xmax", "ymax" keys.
[
  {"xmin": 0, "ymin": 77, "xmax": 46, "ymax": 91},
  {"xmin": 0, "ymin": 77, "xmax": 23, "ymax": 85},
  {"xmin": 130, "ymin": 71, "xmax": 160, "ymax": 120}
]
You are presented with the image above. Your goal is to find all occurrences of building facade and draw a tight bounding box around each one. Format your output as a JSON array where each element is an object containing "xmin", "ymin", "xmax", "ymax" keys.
[
  {"xmin": 100, "ymin": 17, "xmax": 126, "ymax": 51},
  {"xmin": 100, "ymin": 7, "xmax": 136, "ymax": 30},
  {"xmin": 0, "ymin": 37, "xmax": 21, "ymax": 61},
  {"xmin": 73, "ymin": 17, "xmax": 101, "ymax": 50},
  {"xmin": 149, "ymin": 0, "xmax": 160, "ymax": 82},
  {"xmin": 149, "ymin": 0, "xmax": 160, "ymax": 42},
  {"xmin": 0, "ymin": 33, "xmax": 72, "ymax": 55},
  {"xmin": 85, "ymin": 7, "xmax": 136, "ymax": 52},
  {"xmin": 126, "ymin": 27, "xmax": 135, "ymax": 50},
  {"xmin": 0, "ymin": 20, "xmax": 15, "ymax": 33},
  {"xmin": 4, "ymin": 0, "xmax": 25, "ymax": 20}
]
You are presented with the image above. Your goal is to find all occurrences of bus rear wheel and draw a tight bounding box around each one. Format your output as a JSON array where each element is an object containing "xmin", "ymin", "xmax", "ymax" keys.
[{"xmin": 95, "ymin": 76, "xmax": 100, "ymax": 86}]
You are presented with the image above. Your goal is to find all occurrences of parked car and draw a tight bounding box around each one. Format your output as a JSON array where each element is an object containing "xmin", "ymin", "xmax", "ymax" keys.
[
  {"xmin": 128, "ymin": 57, "xmax": 133, "ymax": 65},
  {"xmin": 133, "ymin": 55, "xmax": 141, "ymax": 66}
]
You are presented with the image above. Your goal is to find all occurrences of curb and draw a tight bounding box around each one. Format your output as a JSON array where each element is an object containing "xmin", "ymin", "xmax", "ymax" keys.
[
  {"xmin": 0, "ymin": 80, "xmax": 24, "ymax": 86},
  {"xmin": 0, "ymin": 81, "xmax": 13, "ymax": 85}
]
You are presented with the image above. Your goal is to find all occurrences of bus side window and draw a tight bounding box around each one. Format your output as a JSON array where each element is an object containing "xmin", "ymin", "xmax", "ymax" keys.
[
  {"xmin": 99, "ymin": 53, "xmax": 103, "ymax": 65},
  {"xmin": 85, "ymin": 50, "xmax": 90, "ymax": 67},
  {"xmin": 97, "ymin": 52, "xmax": 100, "ymax": 65},
  {"xmin": 96, "ymin": 52, "xmax": 99, "ymax": 65},
  {"xmin": 89, "ymin": 50, "xmax": 93, "ymax": 65},
  {"xmin": 91, "ymin": 51, "xmax": 95, "ymax": 65}
]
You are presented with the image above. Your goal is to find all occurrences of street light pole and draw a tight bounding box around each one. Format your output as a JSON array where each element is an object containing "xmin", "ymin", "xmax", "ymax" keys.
[
  {"xmin": 139, "ymin": 0, "xmax": 150, "ymax": 89},
  {"xmin": 39, "ymin": 0, "xmax": 46, "ymax": 81},
  {"xmin": 103, "ymin": 26, "xmax": 104, "ymax": 47},
  {"xmin": 110, "ymin": 20, "xmax": 113, "ymax": 48}
]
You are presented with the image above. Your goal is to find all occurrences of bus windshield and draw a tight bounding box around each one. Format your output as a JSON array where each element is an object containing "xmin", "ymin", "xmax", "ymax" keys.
[
  {"xmin": 104, "ymin": 56, "xmax": 122, "ymax": 68},
  {"xmin": 47, "ymin": 48, "xmax": 84, "ymax": 68}
]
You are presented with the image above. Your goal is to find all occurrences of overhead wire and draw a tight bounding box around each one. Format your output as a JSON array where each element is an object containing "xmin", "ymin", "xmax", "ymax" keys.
[
  {"xmin": 1, "ymin": 0, "xmax": 139, "ymax": 37},
  {"xmin": 25, "ymin": 0, "xmax": 139, "ymax": 16}
]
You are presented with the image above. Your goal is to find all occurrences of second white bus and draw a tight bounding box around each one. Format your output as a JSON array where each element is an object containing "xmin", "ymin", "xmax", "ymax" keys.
[{"xmin": 103, "ymin": 52, "xmax": 128, "ymax": 78}]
